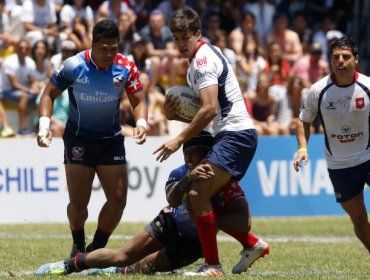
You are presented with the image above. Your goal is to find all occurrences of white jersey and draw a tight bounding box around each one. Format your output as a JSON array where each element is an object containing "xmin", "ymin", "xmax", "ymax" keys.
[
  {"xmin": 187, "ymin": 41, "xmax": 254, "ymax": 134},
  {"xmin": 300, "ymin": 72, "xmax": 370, "ymax": 169}
]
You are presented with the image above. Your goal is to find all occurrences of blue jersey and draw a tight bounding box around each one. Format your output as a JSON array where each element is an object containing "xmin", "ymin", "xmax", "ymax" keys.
[
  {"xmin": 165, "ymin": 164, "xmax": 198, "ymax": 239},
  {"xmin": 50, "ymin": 50, "xmax": 143, "ymax": 139}
]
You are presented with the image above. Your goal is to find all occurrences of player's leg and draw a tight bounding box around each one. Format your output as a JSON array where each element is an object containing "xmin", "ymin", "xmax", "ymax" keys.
[
  {"xmin": 86, "ymin": 164, "xmax": 127, "ymax": 251},
  {"xmin": 340, "ymin": 191, "xmax": 370, "ymax": 252},
  {"xmin": 65, "ymin": 164, "xmax": 95, "ymax": 255},
  {"xmin": 86, "ymin": 134, "xmax": 128, "ymax": 251},
  {"xmin": 188, "ymin": 130, "xmax": 257, "ymax": 275}
]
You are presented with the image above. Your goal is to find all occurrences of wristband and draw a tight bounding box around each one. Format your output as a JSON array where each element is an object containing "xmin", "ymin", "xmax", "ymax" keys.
[
  {"xmin": 39, "ymin": 116, "xmax": 51, "ymax": 131},
  {"xmin": 298, "ymin": 147, "xmax": 307, "ymax": 153},
  {"xmin": 136, "ymin": 118, "xmax": 147, "ymax": 129}
]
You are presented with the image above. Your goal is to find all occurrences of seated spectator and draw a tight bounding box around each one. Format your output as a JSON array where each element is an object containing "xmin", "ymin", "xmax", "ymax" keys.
[
  {"xmin": 245, "ymin": 72, "xmax": 278, "ymax": 136},
  {"xmin": 31, "ymin": 40, "xmax": 51, "ymax": 94},
  {"xmin": 266, "ymin": 12, "xmax": 303, "ymax": 64},
  {"xmin": 96, "ymin": 0, "xmax": 134, "ymax": 23},
  {"xmin": 1, "ymin": 39, "xmax": 38, "ymax": 135},
  {"xmin": 243, "ymin": 0, "xmax": 276, "ymax": 42},
  {"xmin": 236, "ymin": 38, "xmax": 267, "ymax": 95},
  {"xmin": 50, "ymin": 40, "xmax": 77, "ymax": 72},
  {"xmin": 140, "ymin": 9, "xmax": 185, "ymax": 89},
  {"xmin": 21, "ymin": 0, "xmax": 59, "ymax": 51},
  {"xmin": 212, "ymin": 30, "xmax": 237, "ymax": 71},
  {"xmin": 117, "ymin": 12, "xmax": 136, "ymax": 56},
  {"xmin": 67, "ymin": 16, "xmax": 91, "ymax": 52},
  {"xmin": 156, "ymin": 0, "xmax": 187, "ymax": 24},
  {"xmin": 228, "ymin": 11, "xmax": 263, "ymax": 56},
  {"xmin": 202, "ymin": 11, "xmax": 222, "ymax": 44},
  {"xmin": 291, "ymin": 10, "xmax": 312, "ymax": 54},
  {"xmin": 0, "ymin": 0, "xmax": 18, "ymax": 57},
  {"xmin": 59, "ymin": 0, "xmax": 94, "ymax": 38},
  {"xmin": 0, "ymin": 101, "xmax": 15, "ymax": 137},
  {"xmin": 288, "ymin": 42, "xmax": 329, "ymax": 133},
  {"xmin": 265, "ymin": 41, "xmax": 292, "ymax": 135}
]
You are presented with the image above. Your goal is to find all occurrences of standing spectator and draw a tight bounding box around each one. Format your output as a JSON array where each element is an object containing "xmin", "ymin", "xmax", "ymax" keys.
[
  {"xmin": 36, "ymin": 20, "xmax": 148, "ymax": 258},
  {"xmin": 154, "ymin": 8, "xmax": 257, "ymax": 276},
  {"xmin": 293, "ymin": 36, "xmax": 370, "ymax": 254},
  {"xmin": 288, "ymin": 42, "xmax": 329, "ymax": 121},
  {"xmin": 202, "ymin": 11, "xmax": 221, "ymax": 44},
  {"xmin": 1, "ymin": 39, "xmax": 38, "ymax": 135},
  {"xmin": 21, "ymin": 0, "xmax": 59, "ymax": 50},
  {"xmin": 266, "ymin": 12, "xmax": 303, "ymax": 64},
  {"xmin": 212, "ymin": 30, "xmax": 237, "ymax": 71}
]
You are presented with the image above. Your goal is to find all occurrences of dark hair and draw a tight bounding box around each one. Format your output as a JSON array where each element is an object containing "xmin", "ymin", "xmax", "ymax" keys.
[
  {"xmin": 31, "ymin": 40, "xmax": 49, "ymax": 61},
  {"xmin": 242, "ymin": 10, "xmax": 256, "ymax": 22},
  {"xmin": 329, "ymin": 36, "xmax": 358, "ymax": 57},
  {"xmin": 92, "ymin": 20, "xmax": 120, "ymax": 43},
  {"xmin": 169, "ymin": 8, "xmax": 201, "ymax": 34},
  {"xmin": 183, "ymin": 131, "xmax": 214, "ymax": 152}
]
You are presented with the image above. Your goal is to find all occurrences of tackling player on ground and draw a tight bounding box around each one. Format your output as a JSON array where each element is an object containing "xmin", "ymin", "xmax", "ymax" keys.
[{"xmin": 35, "ymin": 132, "xmax": 269, "ymax": 276}]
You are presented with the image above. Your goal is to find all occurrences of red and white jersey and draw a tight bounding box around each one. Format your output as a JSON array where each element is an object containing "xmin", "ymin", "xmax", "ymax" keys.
[
  {"xmin": 187, "ymin": 41, "xmax": 254, "ymax": 134},
  {"xmin": 300, "ymin": 72, "xmax": 370, "ymax": 169}
]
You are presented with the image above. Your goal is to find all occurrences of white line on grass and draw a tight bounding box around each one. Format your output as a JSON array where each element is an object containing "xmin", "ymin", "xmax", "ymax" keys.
[{"xmin": 0, "ymin": 232, "xmax": 357, "ymax": 243}]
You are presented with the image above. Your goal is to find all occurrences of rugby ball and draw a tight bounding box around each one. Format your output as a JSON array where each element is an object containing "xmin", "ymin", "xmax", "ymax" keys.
[{"xmin": 165, "ymin": 85, "xmax": 201, "ymax": 121}]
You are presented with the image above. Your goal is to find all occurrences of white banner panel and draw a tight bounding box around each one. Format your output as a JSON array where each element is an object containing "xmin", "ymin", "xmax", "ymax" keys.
[{"xmin": 0, "ymin": 137, "xmax": 183, "ymax": 224}]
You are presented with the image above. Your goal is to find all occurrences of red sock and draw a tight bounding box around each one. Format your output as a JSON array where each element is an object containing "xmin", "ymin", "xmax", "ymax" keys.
[
  {"xmin": 195, "ymin": 212, "xmax": 219, "ymax": 265},
  {"xmin": 224, "ymin": 231, "xmax": 259, "ymax": 248}
]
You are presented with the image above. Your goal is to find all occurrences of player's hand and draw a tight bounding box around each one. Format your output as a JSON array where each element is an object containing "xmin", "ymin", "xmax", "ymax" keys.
[
  {"xmin": 190, "ymin": 163, "xmax": 215, "ymax": 180},
  {"xmin": 163, "ymin": 94, "xmax": 180, "ymax": 120},
  {"xmin": 293, "ymin": 150, "xmax": 309, "ymax": 172},
  {"xmin": 134, "ymin": 125, "xmax": 146, "ymax": 145},
  {"xmin": 153, "ymin": 138, "xmax": 182, "ymax": 162},
  {"xmin": 37, "ymin": 128, "xmax": 52, "ymax": 147}
]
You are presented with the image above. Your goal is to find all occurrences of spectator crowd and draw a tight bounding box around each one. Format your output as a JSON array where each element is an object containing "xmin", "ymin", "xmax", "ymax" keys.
[{"xmin": 0, "ymin": 0, "xmax": 353, "ymax": 137}]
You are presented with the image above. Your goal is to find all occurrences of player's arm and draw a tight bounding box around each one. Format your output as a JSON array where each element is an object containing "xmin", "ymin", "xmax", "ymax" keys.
[
  {"xmin": 127, "ymin": 89, "xmax": 148, "ymax": 144},
  {"xmin": 293, "ymin": 120, "xmax": 311, "ymax": 172},
  {"xmin": 166, "ymin": 175, "xmax": 191, "ymax": 208},
  {"xmin": 37, "ymin": 82, "xmax": 62, "ymax": 147}
]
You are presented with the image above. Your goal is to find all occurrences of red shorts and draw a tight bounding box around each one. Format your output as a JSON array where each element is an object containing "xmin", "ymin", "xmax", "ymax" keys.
[{"xmin": 212, "ymin": 179, "xmax": 245, "ymax": 215}]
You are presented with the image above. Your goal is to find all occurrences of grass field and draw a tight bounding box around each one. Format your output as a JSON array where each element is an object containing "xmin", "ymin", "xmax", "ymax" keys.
[{"xmin": 0, "ymin": 216, "xmax": 369, "ymax": 279}]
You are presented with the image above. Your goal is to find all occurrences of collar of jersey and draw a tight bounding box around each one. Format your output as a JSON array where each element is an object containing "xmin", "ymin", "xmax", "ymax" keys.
[
  {"xmin": 330, "ymin": 71, "xmax": 359, "ymax": 87},
  {"xmin": 189, "ymin": 40, "xmax": 207, "ymax": 62},
  {"xmin": 85, "ymin": 49, "xmax": 110, "ymax": 71}
]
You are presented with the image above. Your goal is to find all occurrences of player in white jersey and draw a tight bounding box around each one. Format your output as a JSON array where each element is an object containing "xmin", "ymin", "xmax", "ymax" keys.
[
  {"xmin": 294, "ymin": 37, "xmax": 370, "ymax": 253},
  {"xmin": 154, "ymin": 8, "xmax": 257, "ymax": 276}
]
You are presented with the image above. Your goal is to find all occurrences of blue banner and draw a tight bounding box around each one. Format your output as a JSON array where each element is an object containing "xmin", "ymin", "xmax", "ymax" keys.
[{"xmin": 242, "ymin": 135, "xmax": 370, "ymax": 216}]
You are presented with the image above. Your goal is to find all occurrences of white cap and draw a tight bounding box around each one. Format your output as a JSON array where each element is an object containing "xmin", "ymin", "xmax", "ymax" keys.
[
  {"xmin": 326, "ymin": 30, "xmax": 343, "ymax": 41},
  {"xmin": 61, "ymin": 40, "xmax": 77, "ymax": 50}
]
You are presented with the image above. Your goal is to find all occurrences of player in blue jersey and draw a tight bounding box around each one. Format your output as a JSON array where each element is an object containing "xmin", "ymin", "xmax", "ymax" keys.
[
  {"xmin": 35, "ymin": 132, "xmax": 269, "ymax": 276},
  {"xmin": 153, "ymin": 8, "xmax": 258, "ymax": 276},
  {"xmin": 36, "ymin": 20, "xmax": 148, "ymax": 257}
]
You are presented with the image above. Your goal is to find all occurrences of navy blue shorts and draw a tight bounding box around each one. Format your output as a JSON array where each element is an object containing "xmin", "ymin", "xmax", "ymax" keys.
[
  {"xmin": 144, "ymin": 208, "xmax": 202, "ymax": 270},
  {"xmin": 328, "ymin": 159, "xmax": 370, "ymax": 203},
  {"xmin": 207, "ymin": 129, "xmax": 257, "ymax": 180},
  {"xmin": 63, "ymin": 132, "xmax": 126, "ymax": 168}
]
